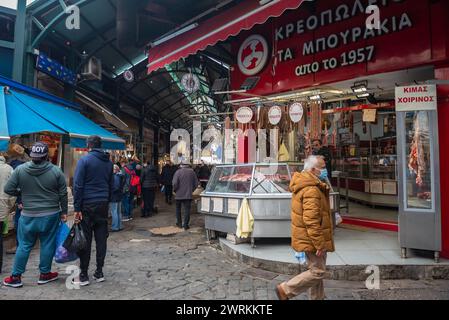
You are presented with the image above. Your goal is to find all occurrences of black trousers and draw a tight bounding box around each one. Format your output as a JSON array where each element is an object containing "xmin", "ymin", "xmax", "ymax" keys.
[
  {"xmin": 142, "ymin": 187, "xmax": 156, "ymax": 216},
  {"xmin": 176, "ymin": 200, "xmax": 192, "ymax": 228},
  {"xmin": 0, "ymin": 221, "xmax": 3, "ymax": 273},
  {"xmin": 77, "ymin": 202, "xmax": 109, "ymax": 274},
  {"xmin": 164, "ymin": 185, "xmax": 173, "ymax": 202}
]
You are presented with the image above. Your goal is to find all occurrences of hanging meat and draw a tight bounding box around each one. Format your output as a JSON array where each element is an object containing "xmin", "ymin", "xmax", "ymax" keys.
[
  {"xmin": 310, "ymin": 102, "xmax": 322, "ymax": 140},
  {"xmin": 408, "ymin": 112, "xmax": 427, "ymax": 187}
]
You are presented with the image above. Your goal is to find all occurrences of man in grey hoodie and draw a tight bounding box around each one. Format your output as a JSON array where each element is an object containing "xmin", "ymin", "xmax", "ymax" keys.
[{"xmin": 2, "ymin": 142, "xmax": 67, "ymax": 288}]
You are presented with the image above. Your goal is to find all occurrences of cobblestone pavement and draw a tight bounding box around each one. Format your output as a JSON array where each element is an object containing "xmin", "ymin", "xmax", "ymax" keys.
[{"xmin": 1, "ymin": 197, "xmax": 449, "ymax": 300}]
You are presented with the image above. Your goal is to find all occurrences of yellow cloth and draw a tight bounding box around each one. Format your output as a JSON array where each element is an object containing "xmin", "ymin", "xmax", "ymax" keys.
[
  {"xmin": 278, "ymin": 143, "xmax": 290, "ymax": 162},
  {"xmin": 236, "ymin": 198, "xmax": 254, "ymax": 238}
]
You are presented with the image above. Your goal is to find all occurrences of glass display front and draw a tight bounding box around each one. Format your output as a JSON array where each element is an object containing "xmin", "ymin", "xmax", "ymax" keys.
[
  {"xmin": 205, "ymin": 163, "xmax": 303, "ymax": 195},
  {"xmin": 206, "ymin": 165, "xmax": 253, "ymax": 194},
  {"xmin": 405, "ymin": 111, "xmax": 433, "ymax": 210},
  {"xmin": 252, "ymin": 165, "xmax": 290, "ymax": 194}
]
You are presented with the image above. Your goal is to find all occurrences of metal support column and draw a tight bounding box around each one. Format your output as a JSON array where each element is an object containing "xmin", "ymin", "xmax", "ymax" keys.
[
  {"xmin": 139, "ymin": 106, "xmax": 145, "ymax": 161},
  {"xmin": 153, "ymin": 122, "xmax": 160, "ymax": 166},
  {"xmin": 12, "ymin": 0, "xmax": 27, "ymax": 83}
]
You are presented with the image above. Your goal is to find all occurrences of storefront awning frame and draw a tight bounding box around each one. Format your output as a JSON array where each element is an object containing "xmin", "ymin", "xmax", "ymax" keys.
[{"xmin": 147, "ymin": 0, "xmax": 305, "ymax": 74}]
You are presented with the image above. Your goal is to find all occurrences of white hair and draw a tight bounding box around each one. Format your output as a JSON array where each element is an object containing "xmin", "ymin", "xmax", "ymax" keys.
[{"xmin": 303, "ymin": 155, "xmax": 320, "ymax": 171}]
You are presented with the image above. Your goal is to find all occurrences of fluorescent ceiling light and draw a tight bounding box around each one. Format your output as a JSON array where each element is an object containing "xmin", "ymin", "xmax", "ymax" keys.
[
  {"xmin": 259, "ymin": 0, "xmax": 274, "ymax": 5},
  {"xmin": 356, "ymin": 93, "xmax": 370, "ymax": 98},
  {"xmin": 309, "ymin": 94, "xmax": 322, "ymax": 101},
  {"xmin": 351, "ymin": 81, "xmax": 368, "ymax": 94},
  {"xmin": 206, "ymin": 55, "xmax": 230, "ymax": 70},
  {"xmin": 151, "ymin": 23, "xmax": 199, "ymax": 47}
]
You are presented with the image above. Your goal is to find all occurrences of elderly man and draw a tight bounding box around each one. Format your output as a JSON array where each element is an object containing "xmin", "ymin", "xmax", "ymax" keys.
[
  {"xmin": 172, "ymin": 161, "xmax": 198, "ymax": 230},
  {"xmin": 276, "ymin": 155, "xmax": 335, "ymax": 300}
]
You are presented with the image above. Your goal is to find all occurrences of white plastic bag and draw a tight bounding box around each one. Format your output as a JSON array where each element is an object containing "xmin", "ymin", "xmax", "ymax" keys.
[{"xmin": 335, "ymin": 212, "xmax": 343, "ymax": 226}]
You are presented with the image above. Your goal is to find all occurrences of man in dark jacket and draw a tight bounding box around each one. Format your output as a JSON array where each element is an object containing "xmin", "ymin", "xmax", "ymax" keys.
[
  {"xmin": 172, "ymin": 161, "xmax": 198, "ymax": 230},
  {"xmin": 312, "ymin": 139, "xmax": 332, "ymax": 180},
  {"xmin": 197, "ymin": 160, "xmax": 211, "ymax": 189},
  {"xmin": 140, "ymin": 161, "xmax": 159, "ymax": 217},
  {"xmin": 73, "ymin": 136, "xmax": 113, "ymax": 286},
  {"xmin": 2, "ymin": 142, "xmax": 67, "ymax": 288},
  {"xmin": 160, "ymin": 160, "xmax": 176, "ymax": 205}
]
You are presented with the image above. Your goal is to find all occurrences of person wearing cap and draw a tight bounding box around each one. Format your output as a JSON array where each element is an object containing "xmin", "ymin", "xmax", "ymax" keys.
[
  {"xmin": 172, "ymin": 160, "xmax": 198, "ymax": 230},
  {"xmin": 73, "ymin": 135, "xmax": 113, "ymax": 286},
  {"xmin": 2, "ymin": 142, "xmax": 68, "ymax": 288}
]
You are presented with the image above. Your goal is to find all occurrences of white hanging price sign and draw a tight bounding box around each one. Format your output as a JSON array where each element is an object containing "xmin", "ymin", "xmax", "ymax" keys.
[
  {"xmin": 289, "ymin": 102, "xmax": 304, "ymax": 123},
  {"xmin": 268, "ymin": 105, "xmax": 282, "ymax": 125}
]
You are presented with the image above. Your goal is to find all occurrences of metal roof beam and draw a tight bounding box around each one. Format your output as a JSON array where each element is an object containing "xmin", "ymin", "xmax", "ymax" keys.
[{"xmin": 31, "ymin": 0, "xmax": 94, "ymax": 49}]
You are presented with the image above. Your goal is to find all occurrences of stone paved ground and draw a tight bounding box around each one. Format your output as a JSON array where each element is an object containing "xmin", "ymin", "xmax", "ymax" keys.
[{"xmin": 1, "ymin": 196, "xmax": 449, "ymax": 300}]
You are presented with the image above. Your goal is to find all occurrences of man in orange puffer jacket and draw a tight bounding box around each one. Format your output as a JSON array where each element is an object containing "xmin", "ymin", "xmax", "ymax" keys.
[{"xmin": 276, "ymin": 155, "xmax": 335, "ymax": 300}]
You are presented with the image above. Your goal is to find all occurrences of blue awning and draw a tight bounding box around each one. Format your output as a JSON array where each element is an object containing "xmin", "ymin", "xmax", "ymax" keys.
[{"xmin": 0, "ymin": 86, "xmax": 126, "ymax": 151}]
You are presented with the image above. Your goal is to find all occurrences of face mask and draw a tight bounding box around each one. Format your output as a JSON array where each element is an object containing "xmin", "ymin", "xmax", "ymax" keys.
[{"xmin": 318, "ymin": 168, "xmax": 328, "ymax": 181}]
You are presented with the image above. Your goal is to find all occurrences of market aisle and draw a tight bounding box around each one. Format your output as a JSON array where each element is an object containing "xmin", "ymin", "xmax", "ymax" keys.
[{"xmin": 1, "ymin": 194, "xmax": 448, "ymax": 300}]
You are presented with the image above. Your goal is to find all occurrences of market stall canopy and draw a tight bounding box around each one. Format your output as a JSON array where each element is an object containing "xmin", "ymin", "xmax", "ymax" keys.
[
  {"xmin": 147, "ymin": 0, "xmax": 304, "ymax": 74},
  {"xmin": 0, "ymin": 86, "xmax": 126, "ymax": 151}
]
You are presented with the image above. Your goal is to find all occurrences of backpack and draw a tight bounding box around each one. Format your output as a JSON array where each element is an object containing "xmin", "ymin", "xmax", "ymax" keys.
[{"xmin": 125, "ymin": 167, "xmax": 140, "ymax": 195}]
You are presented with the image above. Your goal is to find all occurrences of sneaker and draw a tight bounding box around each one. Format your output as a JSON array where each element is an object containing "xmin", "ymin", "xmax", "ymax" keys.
[
  {"xmin": 176, "ymin": 223, "xmax": 182, "ymax": 228},
  {"xmin": 122, "ymin": 218, "xmax": 131, "ymax": 222},
  {"xmin": 72, "ymin": 273, "xmax": 90, "ymax": 287},
  {"xmin": 183, "ymin": 226, "xmax": 190, "ymax": 230},
  {"xmin": 3, "ymin": 275, "xmax": 23, "ymax": 288},
  {"xmin": 38, "ymin": 272, "xmax": 59, "ymax": 285},
  {"xmin": 93, "ymin": 270, "xmax": 105, "ymax": 283}
]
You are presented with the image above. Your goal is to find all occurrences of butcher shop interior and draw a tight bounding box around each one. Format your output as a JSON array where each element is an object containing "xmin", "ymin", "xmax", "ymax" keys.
[
  {"xmin": 313, "ymin": 66, "xmax": 434, "ymax": 226},
  {"xmin": 228, "ymin": 66, "xmax": 436, "ymax": 229}
]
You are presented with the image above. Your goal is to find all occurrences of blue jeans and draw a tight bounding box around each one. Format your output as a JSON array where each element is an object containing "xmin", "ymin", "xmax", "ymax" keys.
[
  {"xmin": 122, "ymin": 193, "xmax": 131, "ymax": 218},
  {"xmin": 13, "ymin": 213, "xmax": 60, "ymax": 276},
  {"xmin": 14, "ymin": 207, "xmax": 21, "ymax": 246},
  {"xmin": 110, "ymin": 202, "xmax": 122, "ymax": 231}
]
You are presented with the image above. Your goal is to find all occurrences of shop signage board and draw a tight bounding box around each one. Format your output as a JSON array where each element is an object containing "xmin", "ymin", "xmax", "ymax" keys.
[
  {"xmin": 395, "ymin": 85, "xmax": 437, "ymax": 112},
  {"xmin": 268, "ymin": 106, "xmax": 282, "ymax": 125},
  {"xmin": 201, "ymin": 197, "xmax": 210, "ymax": 212},
  {"xmin": 363, "ymin": 109, "xmax": 377, "ymax": 122},
  {"xmin": 228, "ymin": 198, "xmax": 240, "ymax": 215},
  {"xmin": 289, "ymin": 102, "xmax": 304, "ymax": 123},
  {"xmin": 236, "ymin": 107, "xmax": 253, "ymax": 124},
  {"xmin": 212, "ymin": 198, "xmax": 223, "ymax": 213},
  {"xmin": 230, "ymin": 0, "xmax": 445, "ymax": 96},
  {"xmin": 237, "ymin": 34, "xmax": 269, "ymax": 76}
]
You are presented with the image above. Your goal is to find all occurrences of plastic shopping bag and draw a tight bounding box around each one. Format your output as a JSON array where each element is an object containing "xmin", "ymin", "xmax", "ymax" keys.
[
  {"xmin": 335, "ymin": 212, "xmax": 343, "ymax": 226},
  {"xmin": 2, "ymin": 216, "xmax": 9, "ymax": 236},
  {"xmin": 63, "ymin": 223, "xmax": 87, "ymax": 253},
  {"xmin": 55, "ymin": 222, "xmax": 78, "ymax": 264},
  {"xmin": 295, "ymin": 251, "xmax": 308, "ymax": 267}
]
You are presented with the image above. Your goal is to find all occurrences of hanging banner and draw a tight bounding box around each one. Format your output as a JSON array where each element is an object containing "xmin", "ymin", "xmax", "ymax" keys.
[
  {"xmin": 236, "ymin": 107, "xmax": 253, "ymax": 124},
  {"xmin": 395, "ymin": 85, "xmax": 437, "ymax": 112},
  {"xmin": 289, "ymin": 102, "xmax": 304, "ymax": 123},
  {"xmin": 268, "ymin": 106, "xmax": 282, "ymax": 125}
]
